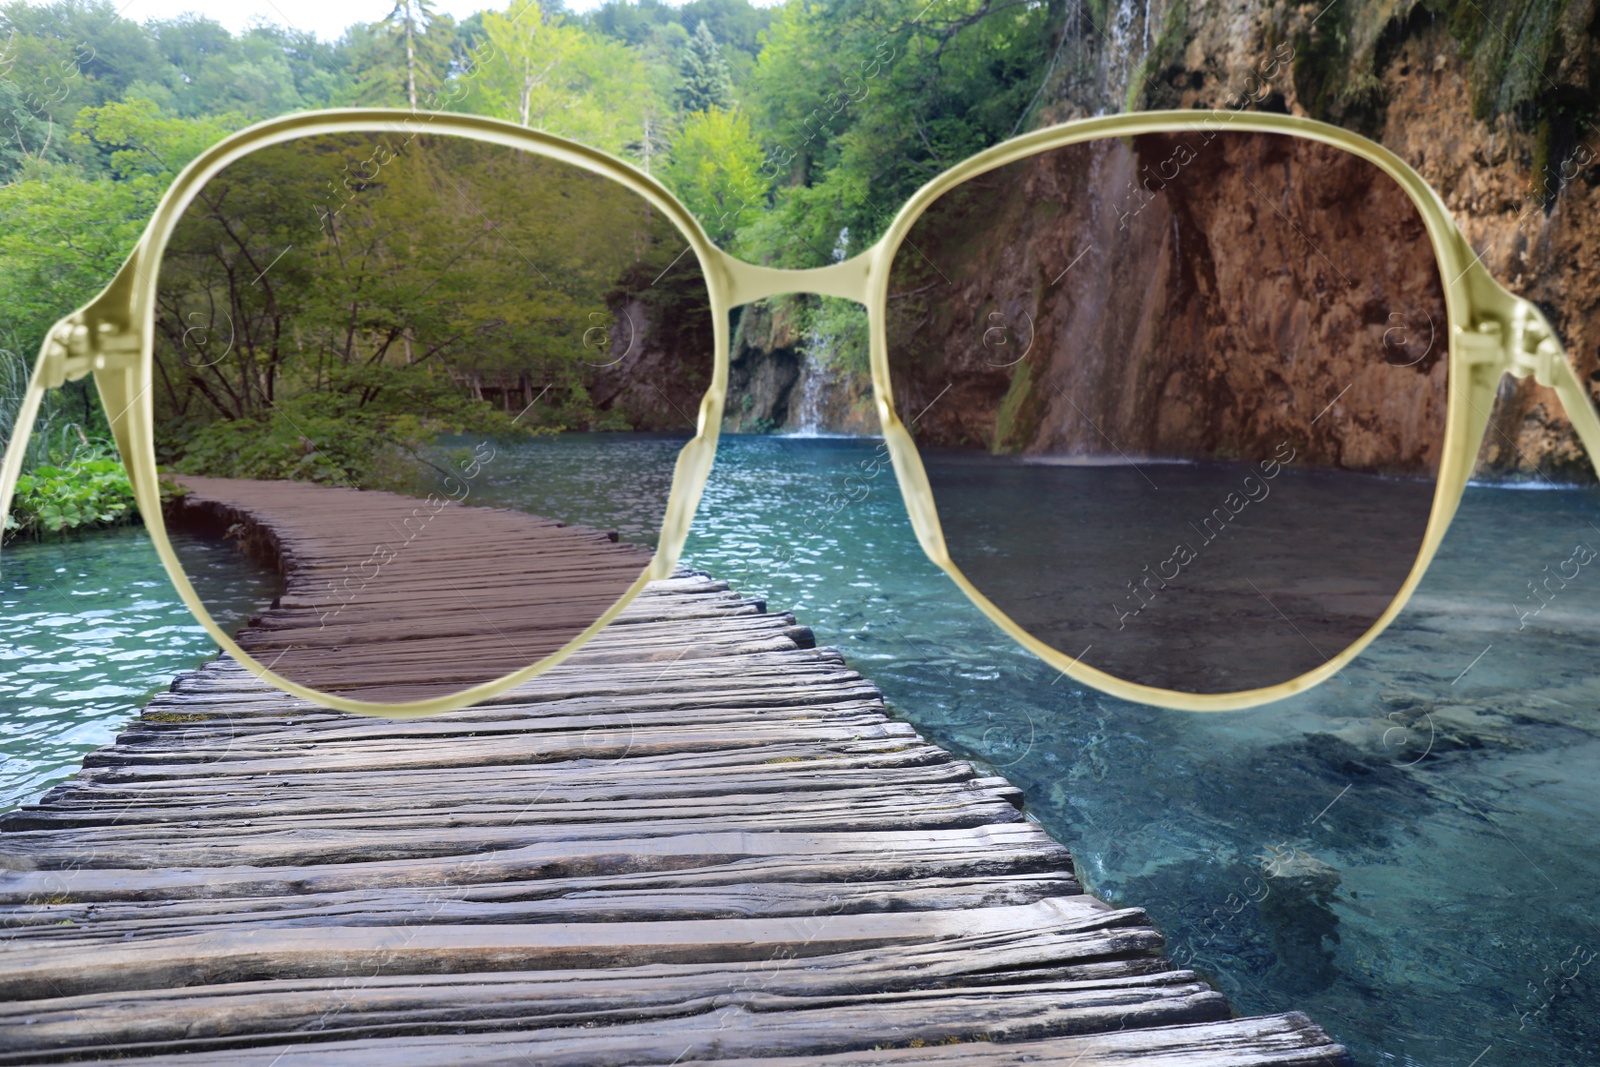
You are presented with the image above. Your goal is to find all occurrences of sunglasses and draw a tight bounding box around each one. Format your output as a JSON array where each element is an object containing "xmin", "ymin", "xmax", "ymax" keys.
[{"xmin": 2, "ymin": 107, "xmax": 1592, "ymax": 717}]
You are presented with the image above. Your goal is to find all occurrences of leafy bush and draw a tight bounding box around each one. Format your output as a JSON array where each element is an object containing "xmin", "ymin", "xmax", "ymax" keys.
[
  {"xmin": 6, "ymin": 444, "xmax": 137, "ymax": 539},
  {"xmin": 163, "ymin": 378, "xmax": 546, "ymax": 492},
  {"xmin": 2, "ymin": 350, "xmax": 138, "ymax": 541}
]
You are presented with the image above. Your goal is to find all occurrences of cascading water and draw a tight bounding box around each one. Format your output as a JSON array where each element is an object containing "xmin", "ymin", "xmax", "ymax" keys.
[
  {"xmin": 787, "ymin": 227, "xmax": 852, "ymax": 437},
  {"xmin": 1103, "ymin": 0, "xmax": 1160, "ymax": 111},
  {"xmin": 789, "ymin": 340, "xmax": 832, "ymax": 436}
]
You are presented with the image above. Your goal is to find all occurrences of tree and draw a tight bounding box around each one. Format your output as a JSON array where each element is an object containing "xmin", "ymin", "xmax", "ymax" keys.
[
  {"xmin": 0, "ymin": 100, "xmax": 236, "ymax": 355},
  {"xmin": 737, "ymin": 0, "xmax": 1053, "ymax": 267},
  {"xmin": 452, "ymin": 2, "xmax": 661, "ymax": 159},
  {"xmin": 349, "ymin": 0, "xmax": 454, "ymax": 108},
  {"xmin": 662, "ymin": 106, "xmax": 765, "ymax": 245},
  {"xmin": 677, "ymin": 20, "xmax": 733, "ymax": 113},
  {"xmin": 0, "ymin": 77, "xmax": 66, "ymax": 181},
  {"xmin": 0, "ymin": 0, "xmax": 166, "ymax": 103}
]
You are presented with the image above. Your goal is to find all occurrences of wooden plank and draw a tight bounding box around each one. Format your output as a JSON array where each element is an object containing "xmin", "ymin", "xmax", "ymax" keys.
[
  {"xmin": 0, "ymin": 832, "xmax": 1079, "ymax": 905},
  {"xmin": 0, "ymin": 977, "xmax": 1227, "ymax": 1064},
  {"xmin": 0, "ymin": 873, "xmax": 1079, "ymax": 936},
  {"xmin": 0, "ymin": 897, "xmax": 1131, "ymax": 999},
  {"xmin": 24, "ymin": 991, "xmax": 1250, "ymax": 1066}
]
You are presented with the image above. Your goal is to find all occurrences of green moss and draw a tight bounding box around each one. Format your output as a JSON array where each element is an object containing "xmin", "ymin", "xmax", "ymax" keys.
[
  {"xmin": 1434, "ymin": 0, "xmax": 1568, "ymax": 119},
  {"xmin": 992, "ymin": 353, "xmax": 1047, "ymax": 455},
  {"xmin": 1125, "ymin": 0, "xmax": 1191, "ymax": 111},
  {"xmin": 144, "ymin": 711, "xmax": 210, "ymax": 724},
  {"xmin": 1289, "ymin": 0, "xmax": 1595, "ymax": 188}
]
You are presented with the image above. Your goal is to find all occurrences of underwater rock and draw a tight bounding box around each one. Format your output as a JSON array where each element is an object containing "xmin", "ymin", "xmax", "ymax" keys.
[
  {"xmin": 1330, "ymin": 690, "xmax": 1536, "ymax": 760},
  {"xmin": 1257, "ymin": 843, "xmax": 1342, "ymax": 891},
  {"xmin": 1257, "ymin": 843, "xmax": 1342, "ymax": 995}
]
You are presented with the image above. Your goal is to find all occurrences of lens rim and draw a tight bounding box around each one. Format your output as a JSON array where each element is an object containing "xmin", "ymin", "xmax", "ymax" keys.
[
  {"xmin": 866, "ymin": 110, "xmax": 1506, "ymax": 712},
  {"xmin": 109, "ymin": 110, "xmax": 728, "ymax": 718}
]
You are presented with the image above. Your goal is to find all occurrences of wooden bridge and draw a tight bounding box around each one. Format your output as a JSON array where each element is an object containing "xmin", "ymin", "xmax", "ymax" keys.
[{"xmin": 0, "ymin": 479, "xmax": 1348, "ymax": 1064}]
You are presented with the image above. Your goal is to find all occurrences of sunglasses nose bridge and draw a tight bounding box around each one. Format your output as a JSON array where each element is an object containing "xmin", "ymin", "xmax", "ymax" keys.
[{"xmin": 716, "ymin": 246, "xmax": 876, "ymax": 307}]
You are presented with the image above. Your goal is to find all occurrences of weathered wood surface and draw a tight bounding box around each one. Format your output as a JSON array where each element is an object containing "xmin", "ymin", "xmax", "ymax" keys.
[
  {"xmin": 2, "ymin": 481, "xmax": 1349, "ymax": 1065},
  {"xmin": 167, "ymin": 476, "xmax": 656, "ymax": 704}
]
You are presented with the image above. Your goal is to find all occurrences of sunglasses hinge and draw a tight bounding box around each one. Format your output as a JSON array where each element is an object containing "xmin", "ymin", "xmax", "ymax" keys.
[
  {"xmin": 1458, "ymin": 301, "xmax": 1562, "ymax": 390},
  {"xmin": 40, "ymin": 316, "xmax": 141, "ymax": 391}
]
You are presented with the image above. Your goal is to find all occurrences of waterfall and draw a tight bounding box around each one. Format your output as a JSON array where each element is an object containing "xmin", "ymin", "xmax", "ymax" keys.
[
  {"xmin": 790, "ymin": 359, "xmax": 829, "ymax": 437},
  {"xmin": 785, "ymin": 227, "xmax": 850, "ymax": 437},
  {"xmin": 1104, "ymin": 0, "xmax": 1160, "ymax": 111}
]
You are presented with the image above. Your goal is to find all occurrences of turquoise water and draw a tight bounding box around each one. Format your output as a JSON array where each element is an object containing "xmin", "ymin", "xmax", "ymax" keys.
[
  {"xmin": 0, "ymin": 528, "xmax": 279, "ymax": 809},
  {"xmin": 2, "ymin": 434, "xmax": 1597, "ymax": 1066}
]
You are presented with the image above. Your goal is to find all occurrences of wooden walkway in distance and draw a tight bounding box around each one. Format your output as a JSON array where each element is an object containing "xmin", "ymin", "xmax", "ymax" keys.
[
  {"xmin": 0, "ymin": 481, "xmax": 1349, "ymax": 1065},
  {"xmin": 167, "ymin": 476, "xmax": 656, "ymax": 705}
]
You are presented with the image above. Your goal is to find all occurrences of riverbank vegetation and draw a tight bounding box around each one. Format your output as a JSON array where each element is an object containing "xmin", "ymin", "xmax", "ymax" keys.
[{"xmin": 0, "ymin": 348, "xmax": 135, "ymax": 538}]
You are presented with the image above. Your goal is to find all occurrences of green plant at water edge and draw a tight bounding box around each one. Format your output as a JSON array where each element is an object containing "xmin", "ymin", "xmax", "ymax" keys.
[
  {"xmin": 5, "ymin": 443, "xmax": 137, "ymax": 539},
  {"xmin": 2, "ymin": 349, "xmax": 140, "ymax": 540},
  {"xmin": 161, "ymin": 364, "xmax": 548, "ymax": 490}
]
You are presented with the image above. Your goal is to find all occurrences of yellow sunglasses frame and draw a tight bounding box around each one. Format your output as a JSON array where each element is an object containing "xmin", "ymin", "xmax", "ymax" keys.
[{"xmin": 2, "ymin": 106, "xmax": 1595, "ymax": 717}]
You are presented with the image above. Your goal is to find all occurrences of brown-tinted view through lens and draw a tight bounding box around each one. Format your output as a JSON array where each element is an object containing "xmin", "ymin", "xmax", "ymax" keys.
[
  {"xmin": 154, "ymin": 132, "xmax": 713, "ymax": 704},
  {"xmin": 887, "ymin": 130, "xmax": 1447, "ymax": 695}
]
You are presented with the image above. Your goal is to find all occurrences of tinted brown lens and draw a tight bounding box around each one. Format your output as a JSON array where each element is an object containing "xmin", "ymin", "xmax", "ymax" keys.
[
  {"xmin": 886, "ymin": 130, "xmax": 1447, "ymax": 695},
  {"xmin": 154, "ymin": 131, "xmax": 713, "ymax": 704}
]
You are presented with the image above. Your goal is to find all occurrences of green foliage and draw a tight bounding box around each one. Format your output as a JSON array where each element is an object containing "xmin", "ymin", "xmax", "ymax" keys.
[
  {"xmin": 150, "ymin": 131, "xmax": 702, "ymax": 475},
  {"xmin": 0, "ymin": 349, "xmax": 145, "ymax": 539},
  {"xmin": 0, "ymin": 100, "xmax": 237, "ymax": 355},
  {"xmin": 805, "ymin": 296, "xmax": 868, "ymax": 377},
  {"xmin": 167, "ymin": 376, "xmax": 534, "ymax": 490},
  {"xmin": 1, "ymin": 0, "xmax": 164, "ymax": 103},
  {"xmin": 678, "ymin": 19, "xmax": 734, "ymax": 112},
  {"xmin": 585, "ymin": 0, "xmax": 769, "ymax": 87},
  {"xmin": 742, "ymin": 0, "xmax": 1053, "ymax": 265},
  {"xmin": 0, "ymin": 161, "xmax": 146, "ymax": 353},
  {"xmin": 662, "ymin": 106, "xmax": 766, "ymax": 244},
  {"xmin": 0, "ymin": 75, "xmax": 63, "ymax": 179},
  {"xmin": 71, "ymin": 96, "xmax": 240, "ymax": 180},
  {"xmin": 450, "ymin": 2, "xmax": 662, "ymax": 158},
  {"xmin": 6, "ymin": 442, "xmax": 135, "ymax": 537},
  {"xmin": 350, "ymin": 1, "xmax": 456, "ymax": 108},
  {"xmin": 0, "ymin": 348, "xmax": 104, "ymax": 474}
]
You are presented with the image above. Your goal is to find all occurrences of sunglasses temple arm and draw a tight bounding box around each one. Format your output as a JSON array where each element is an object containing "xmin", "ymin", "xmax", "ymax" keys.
[
  {"xmin": 1547, "ymin": 355, "xmax": 1600, "ymax": 482},
  {"xmin": 1500, "ymin": 299, "xmax": 1600, "ymax": 482},
  {"xmin": 0, "ymin": 348, "xmax": 49, "ymax": 557}
]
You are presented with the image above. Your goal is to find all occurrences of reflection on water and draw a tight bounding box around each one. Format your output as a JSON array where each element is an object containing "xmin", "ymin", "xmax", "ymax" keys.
[
  {"xmin": 3, "ymin": 434, "xmax": 1597, "ymax": 1066},
  {"xmin": 925, "ymin": 447, "xmax": 1435, "ymax": 694},
  {"xmin": 423, "ymin": 431, "xmax": 690, "ymax": 548}
]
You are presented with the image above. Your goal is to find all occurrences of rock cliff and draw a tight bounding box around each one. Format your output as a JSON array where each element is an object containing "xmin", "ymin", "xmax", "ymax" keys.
[
  {"xmin": 730, "ymin": 0, "xmax": 1600, "ymax": 480},
  {"xmin": 887, "ymin": 127, "xmax": 1454, "ymax": 473}
]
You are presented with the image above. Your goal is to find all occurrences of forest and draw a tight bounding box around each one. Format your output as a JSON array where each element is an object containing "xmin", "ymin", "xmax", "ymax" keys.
[{"xmin": 0, "ymin": 0, "xmax": 1058, "ymax": 533}]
